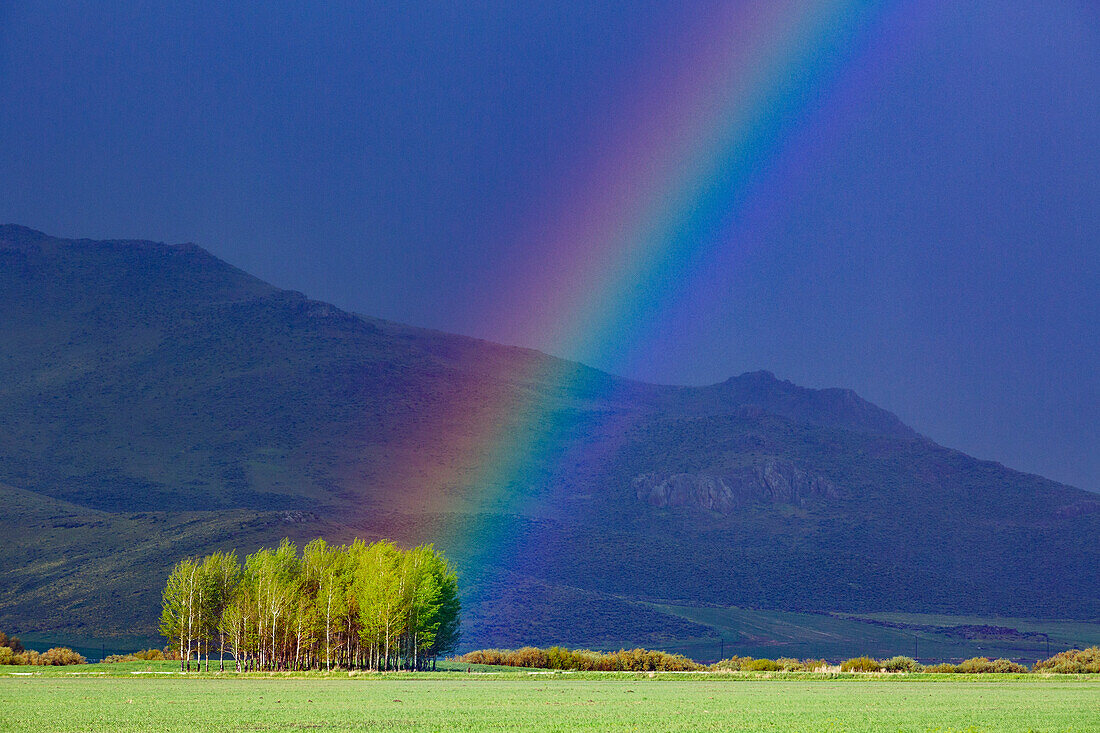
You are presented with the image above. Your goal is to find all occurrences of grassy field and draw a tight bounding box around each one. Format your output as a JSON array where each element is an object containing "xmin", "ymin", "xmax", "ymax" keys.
[{"xmin": 2, "ymin": 663, "xmax": 1098, "ymax": 732}]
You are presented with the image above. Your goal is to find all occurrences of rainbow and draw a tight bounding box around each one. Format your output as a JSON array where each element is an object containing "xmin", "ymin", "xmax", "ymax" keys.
[{"xmin": 395, "ymin": 1, "xmax": 901, "ymax": 566}]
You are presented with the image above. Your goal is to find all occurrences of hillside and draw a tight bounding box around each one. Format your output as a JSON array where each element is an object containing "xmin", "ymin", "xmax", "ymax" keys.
[{"xmin": 1, "ymin": 225, "xmax": 1097, "ymax": 653}]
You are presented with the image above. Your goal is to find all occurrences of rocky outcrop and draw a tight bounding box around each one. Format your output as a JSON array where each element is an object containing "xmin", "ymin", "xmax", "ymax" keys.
[
  {"xmin": 634, "ymin": 460, "xmax": 839, "ymax": 514},
  {"xmin": 1054, "ymin": 500, "xmax": 1100, "ymax": 519}
]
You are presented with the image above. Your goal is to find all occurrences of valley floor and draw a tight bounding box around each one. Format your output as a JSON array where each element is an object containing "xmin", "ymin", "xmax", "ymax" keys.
[{"xmin": 2, "ymin": 664, "xmax": 1097, "ymax": 732}]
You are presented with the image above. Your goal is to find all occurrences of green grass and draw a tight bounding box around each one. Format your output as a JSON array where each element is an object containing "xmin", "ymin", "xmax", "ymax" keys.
[{"xmin": 1, "ymin": 666, "xmax": 1097, "ymax": 732}]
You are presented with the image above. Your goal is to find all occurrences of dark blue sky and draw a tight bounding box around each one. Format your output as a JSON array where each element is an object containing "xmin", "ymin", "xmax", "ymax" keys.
[{"xmin": 1, "ymin": 1, "xmax": 1097, "ymax": 491}]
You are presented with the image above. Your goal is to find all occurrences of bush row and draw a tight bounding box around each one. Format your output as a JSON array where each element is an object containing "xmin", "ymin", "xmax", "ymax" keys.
[
  {"xmin": 0, "ymin": 645, "xmax": 86, "ymax": 666},
  {"xmin": 723, "ymin": 654, "xmax": 1032, "ymax": 674},
  {"xmin": 459, "ymin": 646, "xmax": 701, "ymax": 671},
  {"xmin": 103, "ymin": 649, "xmax": 169, "ymax": 663},
  {"xmin": 459, "ymin": 647, "xmax": 1100, "ymax": 674},
  {"xmin": 3, "ymin": 626, "xmax": 1096, "ymax": 674},
  {"xmin": 712, "ymin": 656, "xmax": 829, "ymax": 672}
]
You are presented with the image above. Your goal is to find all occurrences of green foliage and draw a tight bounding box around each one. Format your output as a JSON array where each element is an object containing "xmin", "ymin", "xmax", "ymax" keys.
[
  {"xmin": 953, "ymin": 656, "xmax": 1027, "ymax": 674},
  {"xmin": 882, "ymin": 655, "xmax": 922, "ymax": 672},
  {"xmin": 459, "ymin": 646, "xmax": 702, "ymax": 672},
  {"xmin": 990, "ymin": 658, "xmax": 1029, "ymax": 673},
  {"xmin": 162, "ymin": 537, "xmax": 459, "ymax": 671},
  {"xmin": 956, "ymin": 657, "xmax": 994, "ymax": 673},
  {"xmin": 742, "ymin": 657, "xmax": 782, "ymax": 671},
  {"xmin": 923, "ymin": 662, "xmax": 958, "ymax": 673},
  {"xmin": 103, "ymin": 648, "xmax": 165, "ymax": 663},
  {"xmin": 840, "ymin": 656, "xmax": 881, "ymax": 672},
  {"xmin": 711, "ymin": 655, "xmax": 819, "ymax": 672},
  {"xmin": 775, "ymin": 657, "xmax": 805, "ymax": 671},
  {"xmin": 37, "ymin": 647, "xmax": 86, "ymax": 666},
  {"xmin": 1033, "ymin": 647, "xmax": 1100, "ymax": 673},
  {"xmin": 16, "ymin": 650, "xmax": 40, "ymax": 665},
  {"xmin": 711, "ymin": 655, "xmax": 746, "ymax": 671}
]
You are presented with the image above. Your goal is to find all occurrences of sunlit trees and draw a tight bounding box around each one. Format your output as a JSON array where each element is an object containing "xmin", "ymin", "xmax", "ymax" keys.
[
  {"xmin": 303, "ymin": 538, "xmax": 348, "ymax": 671},
  {"xmin": 161, "ymin": 538, "xmax": 459, "ymax": 671},
  {"xmin": 159, "ymin": 557, "xmax": 200, "ymax": 671},
  {"xmin": 202, "ymin": 551, "xmax": 241, "ymax": 672}
]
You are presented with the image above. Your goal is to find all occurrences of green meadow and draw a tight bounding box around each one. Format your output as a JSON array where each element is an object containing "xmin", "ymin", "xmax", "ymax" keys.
[{"xmin": 2, "ymin": 663, "xmax": 1098, "ymax": 732}]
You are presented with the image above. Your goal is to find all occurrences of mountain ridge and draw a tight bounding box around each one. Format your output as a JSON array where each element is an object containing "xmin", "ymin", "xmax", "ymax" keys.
[{"xmin": 1, "ymin": 225, "xmax": 1096, "ymax": 650}]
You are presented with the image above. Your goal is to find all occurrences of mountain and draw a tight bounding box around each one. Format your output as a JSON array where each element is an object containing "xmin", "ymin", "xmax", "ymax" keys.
[{"xmin": 1, "ymin": 225, "xmax": 1097, "ymax": 654}]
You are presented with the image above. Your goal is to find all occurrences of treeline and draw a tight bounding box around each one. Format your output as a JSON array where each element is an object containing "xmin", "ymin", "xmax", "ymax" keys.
[
  {"xmin": 161, "ymin": 538, "xmax": 459, "ymax": 672},
  {"xmin": 460, "ymin": 647, "xmax": 1100, "ymax": 674},
  {"xmin": 0, "ymin": 631, "xmax": 86, "ymax": 666}
]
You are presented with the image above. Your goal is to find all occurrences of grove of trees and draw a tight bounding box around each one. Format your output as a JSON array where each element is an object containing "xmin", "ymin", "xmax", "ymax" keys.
[{"xmin": 160, "ymin": 538, "xmax": 459, "ymax": 672}]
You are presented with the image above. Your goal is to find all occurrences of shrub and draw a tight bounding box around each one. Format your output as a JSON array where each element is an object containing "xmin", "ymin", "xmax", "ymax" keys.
[
  {"xmin": 13, "ymin": 650, "xmax": 40, "ymax": 666},
  {"xmin": 652, "ymin": 651, "xmax": 699, "ymax": 672},
  {"xmin": 38, "ymin": 647, "xmax": 86, "ymax": 666},
  {"xmin": 104, "ymin": 649, "xmax": 168, "ymax": 664},
  {"xmin": 840, "ymin": 656, "xmax": 881, "ymax": 672},
  {"xmin": 711, "ymin": 656, "xmax": 745, "ymax": 671},
  {"xmin": 714, "ymin": 656, "xmax": 818, "ymax": 672},
  {"xmin": 1033, "ymin": 647, "xmax": 1100, "ymax": 674},
  {"xmin": 459, "ymin": 649, "xmax": 507, "ymax": 666},
  {"xmin": 957, "ymin": 657, "xmax": 995, "ymax": 674},
  {"xmin": 742, "ymin": 657, "xmax": 781, "ymax": 672},
  {"xmin": 0, "ymin": 646, "xmax": 15, "ymax": 665},
  {"xmin": 572, "ymin": 649, "xmax": 608, "ymax": 671},
  {"xmin": 457, "ymin": 646, "xmax": 702, "ymax": 672},
  {"xmin": 509, "ymin": 647, "xmax": 550, "ymax": 669},
  {"xmin": 923, "ymin": 662, "xmax": 958, "ymax": 673},
  {"xmin": 134, "ymin": 648, "xmax": 165, "ymax": 661},
  {"xmin": 610, "ymin": 648, "xmax": 699, "ymax": 672},
  {"xmin": 954, "ymin": 657, "xmax": 1027, "ymax": 674},
  {"xmin": 990, "ymin": 658, "xmax": 1028, "ymax": 673},
  {"xmin": 545, "ymin": 646, "xmax": 581, "ymax": 670},
  {"xmin": 883, "ymin": 656, "xmax": 922, "ymax": 673}
]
